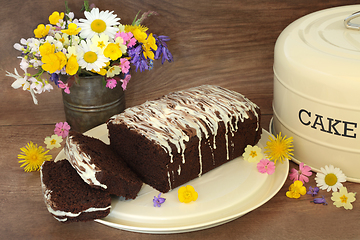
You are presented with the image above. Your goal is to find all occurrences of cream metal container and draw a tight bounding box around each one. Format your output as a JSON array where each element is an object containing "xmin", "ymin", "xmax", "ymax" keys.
[{"xmin": 272, "ymin": 5, "xmax": 360, "ymax": 182}]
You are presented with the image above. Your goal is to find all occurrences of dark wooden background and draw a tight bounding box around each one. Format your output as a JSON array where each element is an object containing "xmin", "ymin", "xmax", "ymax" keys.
[{"xmin": 2, "ymin": 0, "xmax": 360, "ymax": 239}]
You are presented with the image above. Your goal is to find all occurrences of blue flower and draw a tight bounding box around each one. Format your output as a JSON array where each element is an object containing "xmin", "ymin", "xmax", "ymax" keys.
[
  {"xmin": 154, "ymin": 35, "xmax": 173, "ymax": 64},
  {"xmin": 50, "ymin": 73, "xmax": 60, "ymax": 86},
  {"xmin": 307, "ymin": 186, "xmax": 319, "ymax": 197},
  {"xmin": 311, "ymin": 195, "xmax": 328, "ymax": 205},
  {"xmin": 153, "ymin": 193, "xmax": 166, "ymax": 207}
]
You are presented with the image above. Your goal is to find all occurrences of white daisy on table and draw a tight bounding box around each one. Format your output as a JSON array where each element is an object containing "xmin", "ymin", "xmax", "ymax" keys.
[
  {"xmin": 77, "ymin": 40, "xmax": 109, "ymax": 72},
  {"xmin": 78, "ymin": 7, "xmax": 120, "ymax": 39},
  {"xmin": 315, "ymin": 165, "xmax": 346, "ymax": 192}
]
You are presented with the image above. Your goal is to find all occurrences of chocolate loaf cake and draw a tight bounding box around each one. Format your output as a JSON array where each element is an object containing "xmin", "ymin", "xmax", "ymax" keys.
[
  {"xmin": 64, "ymin": 131, "xmax": 143, "ymax": 199},
  {"xmin": 107, "ymin": 85, "xmax": 261, "ymax": 193},
  {"xmin": 40, "ymin": 160, "xmax": 111, "ymax": 223}
]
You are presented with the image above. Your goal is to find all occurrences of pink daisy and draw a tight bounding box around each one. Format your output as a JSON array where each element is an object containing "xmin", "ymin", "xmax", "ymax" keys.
[
  {"xmin": 54, "ymin": 122, "xmax": 71, "ymax": 138},
  {"xmin": 257, "ymin": 159, "xmax": 275, "ymax": 175},
  {"xmin": 289, "ymin": 162, "xmax": 312, "ymax": 184}
]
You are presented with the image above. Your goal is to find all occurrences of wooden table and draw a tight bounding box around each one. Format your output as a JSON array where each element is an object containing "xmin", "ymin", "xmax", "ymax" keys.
[{"xmin": 1, "ymin": 0, "xmax": 360, "ymax": 239}]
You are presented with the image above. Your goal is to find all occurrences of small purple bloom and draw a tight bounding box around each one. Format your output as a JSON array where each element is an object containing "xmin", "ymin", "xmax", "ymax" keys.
[
  {"xmin": 154, "ymin": 34, "xmax": 173, "ymax": 64},
  {"xmin": 153, "ymin": 193, "xmax": 166, "ymax": 207},
  {"xmin": 307, "ymin": 186, "xmax": 319, "ymax": 197},
  {"xmin": 311, "ymin": 195, "xmax": 328, "ymax": 205},
  {"xmin": 50, "ymin": 73, "xmax": 60, "ymax": 86}
]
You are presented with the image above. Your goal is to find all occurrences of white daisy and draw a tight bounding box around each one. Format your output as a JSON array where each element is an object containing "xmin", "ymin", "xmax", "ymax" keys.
[
  {"xmin": 78, "ymin": 8, "xmax": 120, "ymax": 39},
  {"xmin": 77, "ymin": 40, "xmax": 109, "ymax": 72},
  {"xmin": 315, "ymin": 165, "xmax": 346, "ymax": 192}
]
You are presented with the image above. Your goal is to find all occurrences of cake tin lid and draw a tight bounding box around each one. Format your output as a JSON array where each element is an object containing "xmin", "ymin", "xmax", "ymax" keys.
[{"xmin": 274, "ymin": 5, "xmax": 360, "ymax": 108}]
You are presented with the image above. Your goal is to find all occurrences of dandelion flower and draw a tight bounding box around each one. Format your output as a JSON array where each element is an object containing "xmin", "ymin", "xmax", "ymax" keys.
[
  {"xmin": 178, "ymin": 185, "xmax": 198, "ymax": 203},
  {"xmin": 18, "ymin": 142, "xmax": 52, "ymax": 172},
  {"xmin": 242, "ymin": 145, "xmax": 263, "ymax": 163},
  {"xmin": 78, "ymin": 8, "xmax": 120, "ymax": 39},
  {"xmin": 44, "ymin": 134, "xmax": 63, "ymax": 149},
  {"xmin": 331, "ymin": 186, "xmax": 356, "ymax": 210},
  {"xmin": 264, "ymin": 132, "xmax": 293, "ymax": 164},
  {"xmin": 286, "ymin": 180, "xmax": 306, "ymax": 199},
  {"xmin": 315, "ymin": 165, "xmax": 346, "ymax": 192}
]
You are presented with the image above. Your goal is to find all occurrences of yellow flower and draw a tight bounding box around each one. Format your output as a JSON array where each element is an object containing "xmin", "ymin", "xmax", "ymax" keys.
[
  {"xmin": 142, "ymin": 33, "xmax": 158, "ymax": 60},
  {"xmin": 39, "ymin": 42, "xmax": 55, "ymax": 57},
  {"xmin": 41, "ymin": 53, "xmax": 60, "ymax": 73},
  {"xmin": 49, "ymin": 11, "xmax": 64, "ymax": 25},
  {"xmin": 242, "ymin": 145, "xmax": 263, "ymax": 163},
  {"xmin": 286, "ymin": 180, "xmax": 306, "ymax": 199},
  {"xmin": 61, "ymin": 23, "xmax": 81, "ymax": 36},
  {"xmin": 264, "ymin": 132, "xmax": 293, "ymax": 164},
  {"xmin": 44, "ymin": 134, "xmax": 63, "ymax": 150},
  {"xmin": 56, "ymin": 51, "xmax": 67, "ymax": 70},
  {"xmin": 34, "ymin": 24, "xmax": 50, "ymax": 38},
  {"xmin": 178, "ymin": 185, "xmax": 198, "ymax": 203},
  {"xmin": 104, "ymin": 43, "xmax": 122, "ymax": 60},
  {"xmin": 132, "ymin": 28, "xmax": 148, "ymax": 43},
  {"xmin": 66, "ymin": 55, "xmax": 79, "ymax": 75},
  {"xmin": 331, "ymin": 186, "xmax": 356, "ymax": 210},
  {"xmin": 18, "ymin": 142, "xmax": 52, "ymax": 172}
]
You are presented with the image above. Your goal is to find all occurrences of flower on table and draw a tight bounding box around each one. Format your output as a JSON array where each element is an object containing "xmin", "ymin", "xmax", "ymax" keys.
[
  {"xmin": 242, "ymin": 145, "xmax": 263, "ymax": 163},
  {"xmin": 54, "ymin": 122, "xmax": 71, "ymax": 138},
  {"xmin": 307, "ymin": 186, "xmax": 319, "ymax": 197},
  {"xmin": 286, "ymin": 180, "xmax": 306, "ymax": 199},
  {"xmin": 315, "ymin": 165, "xmax": 346, "ymax": 192},
  {"xmin": 153, "ymin": 193, "xmax": 166, "ymax": 207},
  {"xmin": 289, "ymin": 162, "xmax": 312, "ymax": 184},
  {"xmin": 18, "ymin": 142, "xmax": 52, "ymax": 172},
  {"xmin": 257, "ymin": 159, "xmax": 275, "ymax": 175},
  {"xmin": 331, "ymin": 186, "xmax": 356, "ymax": 210},
  {"xmin": 44, "ymin": 134, "xmax": 63, "ymax": 150},
  {"xmin": 311, "ymin": 196, "xmax": 328, "ymax": 205},
  {"xmin": 264, "ymin": 132, "xmax": 293, "ymax": 164},
  {"xmin": 178, "ymin": 185, "xmax": 198, "ymax": 203}
]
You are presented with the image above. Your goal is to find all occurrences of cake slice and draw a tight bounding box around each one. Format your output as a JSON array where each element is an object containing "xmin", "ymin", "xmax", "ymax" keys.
[
  {"xmin": 64, "ymin": 131, "xmax": 143, "ymax": 199},
  {"xmin": 107, "ymin": 85, "xmax": 261, "ymax": 193},
  {"xmin": 40, "ymin": 159, "xmax": 111, "ymax": 223}
]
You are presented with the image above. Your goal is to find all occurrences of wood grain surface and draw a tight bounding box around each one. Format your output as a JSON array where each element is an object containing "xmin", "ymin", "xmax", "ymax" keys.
[{"xmin": 1, "ymin": 0, "xmax": 360, "ymax": 239}]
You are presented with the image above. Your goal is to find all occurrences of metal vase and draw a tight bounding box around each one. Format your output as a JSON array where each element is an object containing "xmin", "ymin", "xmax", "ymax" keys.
[{"xmin": 61, "ymin": 75, "xmax": 125, "ymax": 133}]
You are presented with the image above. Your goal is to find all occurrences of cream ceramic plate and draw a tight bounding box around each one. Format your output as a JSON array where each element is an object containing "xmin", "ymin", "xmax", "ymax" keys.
[{"xmin": 56, "ymin": 124, "xmax": 289, "ymax": 234}]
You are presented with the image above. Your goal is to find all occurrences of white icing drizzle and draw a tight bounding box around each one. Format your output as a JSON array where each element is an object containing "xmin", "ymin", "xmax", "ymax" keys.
[
  {"xmin": 64, "ymin": 136, "xmax": 107, "ymax": 189},
  {"xmin": 40, "ymin": 161, "xmax": 111, "ymax": 222},
  {"xmin": 109, "ymin": 85, "xmax": 259, "ymax": 190}
]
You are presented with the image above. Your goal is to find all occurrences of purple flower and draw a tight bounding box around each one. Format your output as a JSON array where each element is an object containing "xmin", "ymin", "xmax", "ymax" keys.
[
  {"xmin": 311, "ymin": 196, "xmax": 328, "ymax": 205},
  {"xmin": 128, "ymin": 45, "xmax": 151, "ymax": 72},
  {"xmin": 153, "ymin": 193, "xmax": 166, "ymax": 207},
  {"xmin": 307, "ymin": 186, "xmax": 319, "ymax": 197},
  {"xmin": 154, "ymin": 35, "xmax": 173, "ymax": 64},
  {"xmin": 50, "ymin": 73, "xmax": 60, "ymax": 86}
]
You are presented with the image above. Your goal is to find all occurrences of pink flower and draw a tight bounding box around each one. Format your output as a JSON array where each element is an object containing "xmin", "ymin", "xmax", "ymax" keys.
[
  {"xmin": 121, "ymin": 74, "xmax": 131, "ymax": 90},
  {"xmin": 289, "ymin": 162, "xmax": 312, "ymax": 184},
  {"xmin": 106, "ymin": 78, "xmax": 117, "ymax": 89},
  {"xmin": 120, "ymin": 58, "xmax": 130, "ymax": 74},
  {"xmin": 115, "ymin": 32, "xmax": 136, "ymax": 47},
  {"xmin": 58, "ymin": 80, "xmax": 70, "ymax": 94},
  {"xmin": 257, "ymin": 159, "xmax": 275, "ymax": 175},
  {"xmin": 54, "ymin": 122, "xmax": 71, "ymax": 138}
]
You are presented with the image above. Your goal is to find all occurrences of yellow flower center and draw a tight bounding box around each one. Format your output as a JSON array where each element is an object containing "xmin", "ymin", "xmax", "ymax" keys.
[
  {"xmin": 50, "ymin": 139, "xmax": 57, "ymax": 145},
  {"xmin": 97, "ymin": 41, "xmax": 106, "ymax": 49},
  {"xmin": 324, "ymin": 173, "xmax": 338, "ymax": 186},
  {"xmin": 84, "ymin": 51, "xmax": 98, "ymax": 63},
  {"xmin": 184, "ymin": 191, "xmax": 192, "ymax": 199},
  {"xmin": 340, "ymin": 194, "xmax": 348, "ymax": 203},
  {"xmin": 91, "ymin": 19, "xmax": 106, "ymax": 33},
  {"xmin": 250, "ymin": 151, "xmax": 257, "ymax": 158}
]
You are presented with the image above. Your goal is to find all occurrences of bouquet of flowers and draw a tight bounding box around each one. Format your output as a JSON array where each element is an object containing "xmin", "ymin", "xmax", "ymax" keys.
[{"xmin": 6, "ymin": 2, "xmax": 173, "ymax": 104}]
